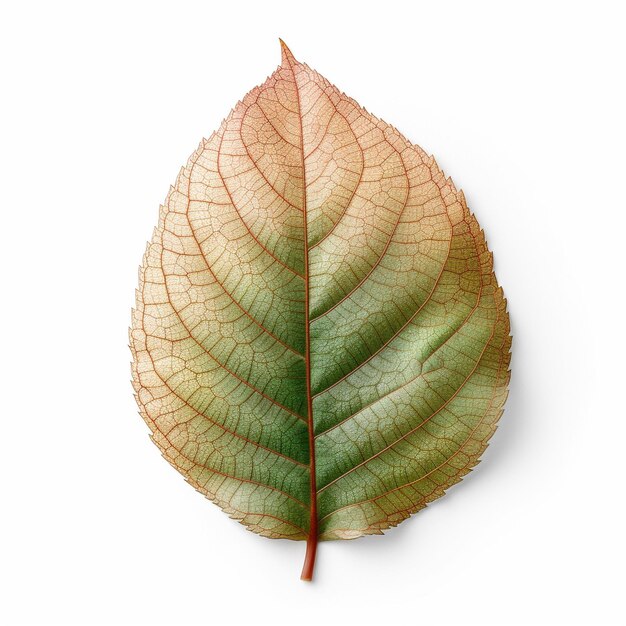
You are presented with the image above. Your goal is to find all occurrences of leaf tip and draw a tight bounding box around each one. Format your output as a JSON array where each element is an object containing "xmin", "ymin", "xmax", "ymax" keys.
[{"xmin": 279, "ymin": 38, "xmax": 297, "ymax": 66}]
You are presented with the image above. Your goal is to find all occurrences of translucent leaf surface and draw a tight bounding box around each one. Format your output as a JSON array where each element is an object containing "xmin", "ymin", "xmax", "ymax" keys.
[{"xmin": 130, "ymin": 41, "xmax": 511, "ymax": 580}]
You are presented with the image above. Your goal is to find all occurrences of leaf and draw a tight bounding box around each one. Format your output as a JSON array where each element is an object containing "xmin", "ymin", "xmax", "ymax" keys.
[{"xmin": 130, "ymin": 41, "xmax": 511, "ymax": 581}]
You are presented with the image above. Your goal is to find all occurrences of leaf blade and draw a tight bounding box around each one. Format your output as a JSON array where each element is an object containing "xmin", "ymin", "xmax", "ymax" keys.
[{"xmin": 130, "ymin": 42, "xmax": 511, "ymax": 570}]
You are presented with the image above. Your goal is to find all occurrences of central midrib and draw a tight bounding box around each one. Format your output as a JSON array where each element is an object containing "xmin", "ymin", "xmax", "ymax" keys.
[{"xmin": 280, "ymin": 42, "xmax": 318, "ymax": 582}]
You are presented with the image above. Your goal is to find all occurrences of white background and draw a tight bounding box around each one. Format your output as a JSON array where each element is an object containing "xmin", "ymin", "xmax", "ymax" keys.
[{"xmin": 1, "ymin": 1, "xmax": 625, "ymax": 625}]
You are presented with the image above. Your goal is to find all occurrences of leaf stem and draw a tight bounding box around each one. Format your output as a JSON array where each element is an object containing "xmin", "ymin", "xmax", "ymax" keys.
[{"xmin": 300, "ymin": 531, "xmax": 318, "ymax": 581}]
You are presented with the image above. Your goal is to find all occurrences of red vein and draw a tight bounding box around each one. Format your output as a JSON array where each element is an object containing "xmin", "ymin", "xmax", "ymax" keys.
[
  {"xmin": 216, "ymin": 129, "xmax": 305, "ymax": 278},
  {"xmin": 141, "ymin": 330, "xmax": 308, "ymax": 469},
  {"xmin": 236, "ymin": 103, "xmax": 303, "ymax": 213},
  {"xmin": 176, "ymin": 139, "xmax": 304, "ymax": 358},
  {"xmin": 162, "ymin": 433, "xmax": 310, "ymax": 512},
  {"xmin": 159, "ymin": 248, "xmax": 306, "ymax": 423},
  {"xmin": 316, "ymin": 287, "xmax": 495, "ymax": 494},
  {"xmin": 311, "ymin": 202, "xmax": 452, "ymax": 399},
  {"xmin": 318, "ymin": 307, "xmax": 509, "ymax": 527},
  {"xmin": 282, "ymin": 46, "xmax": 319, "ymax": 582},
  {"xmin": 308, "ymin": 143, "xmax": 410, "ymax": 323},
  {"xmin": 314, "ymin": 243, "xmax": 478, "ymax": 438},
  {"xmin": 155, "ymin": 154, "xmax": 308, "ymax": 423},
  {"xmin": 308, "ymin": 110, "xmax": 365, "ymax": 250}
]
